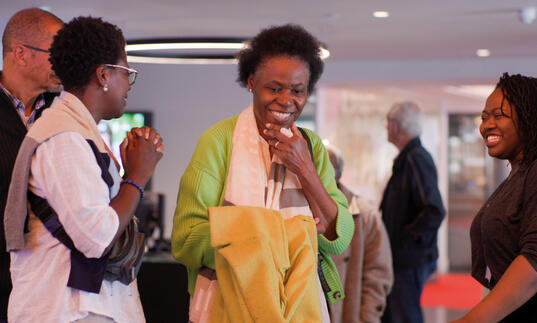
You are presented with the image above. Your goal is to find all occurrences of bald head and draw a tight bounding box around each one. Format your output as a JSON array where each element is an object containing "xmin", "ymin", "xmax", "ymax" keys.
[{"xmin": 2, "ymin": 8, "xmax": 63, "ymax": 57}]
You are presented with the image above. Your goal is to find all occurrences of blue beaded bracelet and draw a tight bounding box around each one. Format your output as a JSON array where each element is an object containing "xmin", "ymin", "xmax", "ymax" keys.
[{"xmin": 121, "ymin": 179, "xmax": 144, "ymax": 200}]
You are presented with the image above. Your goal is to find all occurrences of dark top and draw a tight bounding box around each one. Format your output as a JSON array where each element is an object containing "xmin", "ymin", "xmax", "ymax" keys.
[
  {"xmin": 0, "ymin": 88, "xmax": 56, "ymax": 319},
  {"xmin": 470, "ymin": 159, "xmax": 537, "ymax": 322},
  {"xmin": 380, "ymin": 138, "xmax": 445, "ymax": 270}
]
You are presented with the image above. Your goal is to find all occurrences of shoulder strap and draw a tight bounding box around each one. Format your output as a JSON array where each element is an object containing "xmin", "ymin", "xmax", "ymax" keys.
[
  {"xmin": 27, "ymin": 190, "xmax": 108, "ymax": 293},
  {"xmin": 34, "ymin": 92, "xmax": 59, "ymax": 120},
  {"xmin": 27, "ymin": 190, "xmax": 76, "ymax": 250},
  {"xmin": 298, "ymin": 127, "xmax": 314, "ymax": 163},
  {"xmin": 297, "ymin": 127, "xmax": 338, "ymax": 298}
]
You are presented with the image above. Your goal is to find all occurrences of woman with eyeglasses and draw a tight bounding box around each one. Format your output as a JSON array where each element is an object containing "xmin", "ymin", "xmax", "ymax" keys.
[{"xmin": 4, "ymin": 16, "xmax": 162, "ymax": 322}]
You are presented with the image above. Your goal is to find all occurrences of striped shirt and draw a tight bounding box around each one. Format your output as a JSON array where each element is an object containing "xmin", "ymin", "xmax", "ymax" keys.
[{"xmin": 0, "ymin": 81, "xmax": 46, "ymax": 129}]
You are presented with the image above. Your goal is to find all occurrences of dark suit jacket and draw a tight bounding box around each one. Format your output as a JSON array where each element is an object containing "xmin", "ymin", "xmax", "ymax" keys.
[
  {"xmin": 0, "ymin": 87, "xmax": 56, "ymax": 318},
  {"xmin": 380, "ymin": 138, "xmax": 445, "ymax": 270}
]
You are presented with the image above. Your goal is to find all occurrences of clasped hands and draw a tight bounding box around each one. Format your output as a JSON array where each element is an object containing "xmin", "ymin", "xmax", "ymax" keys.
[{"xmin": 120, "ymin": 126, "xmax": 164, "ymax": 186}]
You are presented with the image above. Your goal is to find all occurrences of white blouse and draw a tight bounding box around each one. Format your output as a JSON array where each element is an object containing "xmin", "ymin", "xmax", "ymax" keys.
[{"xmin": 8, "ymin": 131, "xmax": 145, "ymax": 323}]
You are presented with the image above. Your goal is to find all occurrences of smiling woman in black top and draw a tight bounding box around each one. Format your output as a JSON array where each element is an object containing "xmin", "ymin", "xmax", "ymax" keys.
[{"xmin": 453, "ymin": 73, "xmax": 537, "ymax": 322}]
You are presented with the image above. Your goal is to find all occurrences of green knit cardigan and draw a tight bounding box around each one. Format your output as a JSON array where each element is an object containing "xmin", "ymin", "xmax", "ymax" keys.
[{"xmin": 171, "ymin": 115, "xmax": 354, "ymax": 304}]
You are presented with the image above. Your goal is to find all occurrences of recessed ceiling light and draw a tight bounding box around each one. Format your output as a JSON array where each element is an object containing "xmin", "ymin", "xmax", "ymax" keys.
[
  {"xmin": 320, "ymin": 47, "xmax": 330, "ymax": 59},
  {"xmin": 476, "ymin": 49, "xmax": 491, "ymax": 57},
  {"xmin": 373, "ymin": 11, "xmax": 390, "ymax": 18},
  {"xmin": 39, "ymin": 6, "xmax": 51, "ymax": 12}
]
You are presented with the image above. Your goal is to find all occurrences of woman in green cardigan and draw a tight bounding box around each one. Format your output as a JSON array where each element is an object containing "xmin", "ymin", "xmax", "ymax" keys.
[{"xmin": 172, "ymin": 24, "xmax": 353, "ymax": 322}]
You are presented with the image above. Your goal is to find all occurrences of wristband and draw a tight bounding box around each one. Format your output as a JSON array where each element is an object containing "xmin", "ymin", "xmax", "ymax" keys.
[{"xmin": 121, "ymin": 179, "xmax": 144, "ymax": 200}]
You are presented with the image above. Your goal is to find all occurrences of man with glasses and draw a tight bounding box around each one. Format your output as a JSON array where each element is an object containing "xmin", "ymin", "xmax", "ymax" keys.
[{"xmin": 0, "ymin": 8, "xmax": 63, "ymax": 322}]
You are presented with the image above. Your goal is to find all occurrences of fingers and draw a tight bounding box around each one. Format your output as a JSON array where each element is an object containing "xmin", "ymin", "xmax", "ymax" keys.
[
  {"xmin": 120, "ymin": 137, "xmax": 128, "ymax": 153},
  {"xmin": 314, "ymin": 218, "xmax": 326, "ymax": 234},
  {"xmin": 269, "ymin": 138, "xmax": 289, "ymax": 152},
  {"xmin": 156, "ymin": 135, "xmax": 164, "ymax": 152},
  {"xmin": 265, "ymin": 122, "xmax": 282, "ymax": 132},
  {"xmin": 280, "ymin": 127, "xmax": 293, "ymax": 138},
  {"xmin": 132, "ymin": 127, "xmax": 144, "ymax": 137},
  {"xmin": 266, "ymin": 122, "xmax": 295, "ymax": 138},
  {"xmin": 264, "ymin": 123, "xmax": 293, "ymax": 143},
  {"xmin": 144, "ymin": 127, "xmax": 150, "ymax": 139},
  {"xmin": 131, "ymin": 126, "xmax": 151, "ymax": 139},
  {"xmin": 130, "ymin": 126, "xmax": 152, "ymax": 138},
  {"xmin": 153, "ymin": 133, "xmax": 161, "ymax": 145},
  {"xmin": 291, "ymin": 124, "xmax": 302, "ymax": 138},
  {"xmin": 130, "ymin": 127, "xmax": 163, "ymax": 148},
  {"xmin": 126, "ymin": 130, "xmax": 134, "ymax": 144}
]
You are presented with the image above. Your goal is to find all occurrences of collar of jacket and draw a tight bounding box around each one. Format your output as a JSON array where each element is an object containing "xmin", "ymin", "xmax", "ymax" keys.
[{"xmin": 393, "ymin": 137, "xmax": 421, "ymax": 171}]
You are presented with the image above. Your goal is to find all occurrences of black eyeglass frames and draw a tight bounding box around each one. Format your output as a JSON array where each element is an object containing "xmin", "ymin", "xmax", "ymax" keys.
[{"xmin": 22, "ymin": 44, "xmax": 50, "ymax": 53}]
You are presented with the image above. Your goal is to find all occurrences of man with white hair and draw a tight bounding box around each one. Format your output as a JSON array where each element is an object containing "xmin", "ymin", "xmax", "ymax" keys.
[
  {"xmin": 380, "ymin": 101, "xmax": 445, "ymax": 323},
  {"xmin": 0, "ymin": 8, "xmax": 63, "ymax": 322}
]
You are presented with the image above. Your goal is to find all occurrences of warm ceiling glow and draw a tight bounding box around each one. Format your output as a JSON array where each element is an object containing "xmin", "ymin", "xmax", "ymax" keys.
[
  {"xmin": 373, "ymin": 11, "xmax": 390, "ymax": 18},
  {"xmin": 443, "ymin": 85, "xmax": 495, "ymax": 99},
  {"xmin": 476, "ymin": 49, "xmax": 491, "ymax": 57}
]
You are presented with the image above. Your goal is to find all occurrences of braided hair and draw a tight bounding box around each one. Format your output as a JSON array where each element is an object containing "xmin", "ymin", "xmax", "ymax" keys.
[{"xmin": 497, "ymin": 72, "xmax": 537, "ymax": 165}]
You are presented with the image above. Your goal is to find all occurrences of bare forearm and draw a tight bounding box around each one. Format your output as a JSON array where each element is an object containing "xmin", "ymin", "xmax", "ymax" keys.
[
  {"xmin": 108, "ymin": 127, "xmax": 162, "ymax": 249},
  {"xmin": 108, "ymin": 180, "xmax": 143, "ymax": 248},
  {"xmin": 298, "ymin": 165, "xmax": 338, "ymax": 240},
  {"xmin": 453, "ymin": 255, "xmax": 537, "ymax": 323}
]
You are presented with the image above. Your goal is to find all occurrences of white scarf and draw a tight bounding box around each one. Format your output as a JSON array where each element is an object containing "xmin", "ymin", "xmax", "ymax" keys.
[
  {"xmin": 224, "ymin": 106, "xmax": 313, "ymax": 219},
  {"xmin": 190, "ymin": 106, "xmax": 330, "ymax": 323}
]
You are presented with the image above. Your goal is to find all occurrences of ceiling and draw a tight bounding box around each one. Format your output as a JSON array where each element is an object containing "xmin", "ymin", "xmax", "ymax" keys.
[{"xmin": 1, "ymin": 0, "xmax": 537, "ymax": 61}]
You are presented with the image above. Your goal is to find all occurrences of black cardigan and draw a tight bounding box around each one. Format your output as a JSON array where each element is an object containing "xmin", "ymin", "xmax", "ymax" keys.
[{"xmin": 0, "ymin": 89, "xmax": 56, "ymax": 318}]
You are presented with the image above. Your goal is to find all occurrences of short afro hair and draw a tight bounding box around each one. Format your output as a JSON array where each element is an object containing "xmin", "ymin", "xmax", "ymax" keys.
[
  {"xmin": 49, "ymin": 16, "xmax": 125, "ymax": 91},
  {"xmin": 237, "ymin": 24, "xmax": 324, "ymax": 94}
]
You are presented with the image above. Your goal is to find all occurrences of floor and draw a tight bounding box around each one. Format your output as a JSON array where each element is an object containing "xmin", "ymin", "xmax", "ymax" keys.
[
  {"xmin": 421, "ymin": 273, "xmax": 481, "ymax": 323},
  {"xmin": 424, "ymin": 307, "xmax": 467, "ymax": 323}
]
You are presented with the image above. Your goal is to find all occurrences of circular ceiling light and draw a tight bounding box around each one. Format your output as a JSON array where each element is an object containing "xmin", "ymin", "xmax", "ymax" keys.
[
  {"xmin": 126, "ymin": 37, "xmax": 330, "ymax": 65},
  {"xmin": 126, "ymin": 38, "xmax": 246, "ymax": 64}
]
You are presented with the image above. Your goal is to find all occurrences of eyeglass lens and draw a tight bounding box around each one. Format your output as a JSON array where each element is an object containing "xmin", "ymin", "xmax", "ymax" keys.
[{"xmin": 128, "ymin": 71, "xmax": 137, "ymax": 85}]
